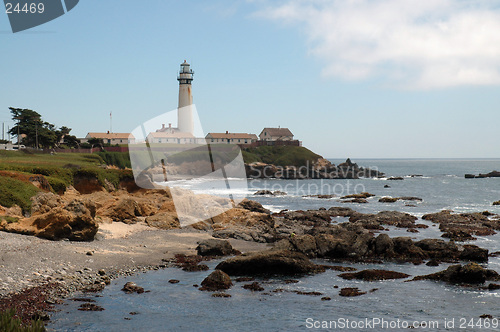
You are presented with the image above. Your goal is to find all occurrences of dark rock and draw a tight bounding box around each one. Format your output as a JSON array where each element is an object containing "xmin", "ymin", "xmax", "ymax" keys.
[
  {"xmin": 321, "ymin": 265, "xmax": 357, "ymax": 272},
  {"xmin": 339, "ymin": 269, "xmax": 410, "ymax": 281},
  {"xmin": 328, "ymin": 207, "xmax": 355, "ymax": 217},
  {"xmin": 284, "ymin": 279, "xmax": 299, "ymax": 284},
  {"xmin": 321, "ymin": 297, "xmax": 331, "ymax": 301},
  {"xmin": 212, "ymin": 293, "xmax": 231, "ymax": 298},
  {"xmin": 242, "ymin": 282, "xmax": 264, "ymax": 291},
  {"xmin": 493, "ymin": 201, "xmax": 500, "ymax": 206},
  {"xmin": 379, "ymin": 197, "xmax": 398, "ymax": 203},
  {"xmin": 235, "ymin": 277, "xmax": 255, "ymax": 282},
  {"xmin": 487, "ymin": 283, "xmax": 500, "ymax": 290},
  {"xmin": 459, "ymin": 245, "xmax": 489, "ymax": 262},
  {"xmin": 426, "ymin": 260, "xmax": 440, "ymax": 266},
  {"xmin": 200, "ymin": 270, "xmax": 233, "ymax": 291},
  {"xmin": 238, "ymin": 199, "xmax": 271, "ymax": 214},
  {"xmin": 122, "ymin": 282, "xmax": 144, "ymax": 294},
  {"xmin": 290, "ymin": 234, "xmax": 317, "ymax": 257},
  {"xmin": 341, "ymin": 192, "xmax": 374, "ymax": 199},
  {"xmin": 78, "ymin": 303, "xmax": 105, "ymax": 311},
  {"xmin": 412, "ymin": 263, "xmax": 500, "ymax": 284},
  {"xmin": 168, "ymin": 279, "xmax": 180, "ymax": 284},
  {"xmin": 374, "ymin": 234, "xmax": 394, "ymax": 255},
  {"xmin": 384, "ymin": 185, "xmax": 391, "ymax": 188},
  {"xmin": 480, "ymin": 314, "xmax": 493, "ymax": 319},
  {"xmin": 182, "ymin": 264, "xmax": 209, "ymax": 272},
  {"xmin": 196, "ymin": 239, "xmax": 235, "ymax": 257},
  {"xmin": 342, "ymin": 198, "xmax": 368, "ymax": 204},
  {"xmin": 215, "ymin": 250, "xmax": 325, "ymax": 276},
  {"xmin": 387, "ymin": 177, "xmax": 404, "ymax": 180},
  {"xmin": 422, "ymin": 210, "xmax": 499, "ymax": 241},
  {"xmin": 339, "ymin": 287, "xmax": 366, "ymax": 297},
  {"xmin": 399, "ymin": 197, "xmax": 423, "ymax": 201},
  {"xmin": 294, "ymin": 291, "xmax": 323, "ymax": 296},
  {"xmin": 254, "ymin": 190, "xmax": 274, "ymax": 195}
]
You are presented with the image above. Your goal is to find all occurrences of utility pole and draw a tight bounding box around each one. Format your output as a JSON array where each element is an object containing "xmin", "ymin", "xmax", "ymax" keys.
[
  {"xmin": 2, "ymin": 122, "xmax": 4, "ymax": 141},
  {"xmin": 35, "ymin": 122, "xmax": 38, "ymax": 149}
]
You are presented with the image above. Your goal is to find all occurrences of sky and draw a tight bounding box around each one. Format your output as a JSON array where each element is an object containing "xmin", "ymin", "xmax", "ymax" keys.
[{"xmin": 1, "ymin": 0, "xmax": 499, "ymax": 159}]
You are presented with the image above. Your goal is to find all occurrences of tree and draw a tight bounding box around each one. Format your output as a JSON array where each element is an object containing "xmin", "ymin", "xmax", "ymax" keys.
[{"xmin": 8, "ymin": 107, "xmax": 58, "ymax": 148}]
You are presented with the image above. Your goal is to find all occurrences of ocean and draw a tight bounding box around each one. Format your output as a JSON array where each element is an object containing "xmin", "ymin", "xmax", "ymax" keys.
[{"xmin": 48, "ymin": 159, "xmax": 500, "ymax": 331}]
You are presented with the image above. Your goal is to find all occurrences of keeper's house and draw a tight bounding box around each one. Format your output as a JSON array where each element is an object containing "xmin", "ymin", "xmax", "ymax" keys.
[
  {"xmin": 146, "ymin": 131, "xmax": 197, "ymax": 144},
  {"xmin": 205, "ymin": 132, "xmax": 258, "ymax": 145},
  {"xmin": 85, "ymin": 132, "xmax": 135, "ymax": 145},
  {"xmin": 259, "ymin": 128, "xmax": 294, "ymax": 142}
]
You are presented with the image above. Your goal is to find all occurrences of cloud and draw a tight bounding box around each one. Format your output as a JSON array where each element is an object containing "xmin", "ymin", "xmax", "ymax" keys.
[{"xmin": 254, "ymin": 0, "xmax": 500, "ymax": 89}]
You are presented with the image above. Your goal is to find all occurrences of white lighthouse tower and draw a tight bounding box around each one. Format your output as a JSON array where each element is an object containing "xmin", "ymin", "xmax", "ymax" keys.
[{"xmin": 177, "ymin": 60, "xmax": 194, "ymax": 134}]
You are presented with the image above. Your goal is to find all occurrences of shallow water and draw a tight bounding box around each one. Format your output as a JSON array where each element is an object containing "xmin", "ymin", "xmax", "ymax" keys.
[{"xmin": 48, "ymin": 159, "xmax": 500, "ymax": 331}]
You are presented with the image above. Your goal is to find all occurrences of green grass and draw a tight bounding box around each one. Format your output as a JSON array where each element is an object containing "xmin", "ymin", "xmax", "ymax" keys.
[
  {"xmin": 242, "ymin": 146, "xmax": 322, "ymax": 167},
  {"xmin": 0, "ymin": 151, "xmax": 134, "ymax": 209},
  {"xmin": 0, "ymin": 216, "xmax": 19, "ymax": 224},
  {"xmin": 0, "ymin": 176, "xmax": 40, "ymax": 213}
]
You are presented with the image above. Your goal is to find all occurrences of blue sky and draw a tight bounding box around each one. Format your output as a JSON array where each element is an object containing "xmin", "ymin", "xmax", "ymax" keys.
[{"xmin": 1, "ymin": 0, "xmax": 499, "ymax": 158}]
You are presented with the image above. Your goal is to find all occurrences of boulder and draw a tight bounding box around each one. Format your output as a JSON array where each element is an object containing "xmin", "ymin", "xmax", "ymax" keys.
[
  {"xmin": 290, "ymin": 234, "xmax": 317, "ymax": 257},
  {"xmin": 412, "ymin": 263, "xmax": 500, "ymax": 284},
  {"xmin": 145, "ymin": 212, "xmax": 180, "ymax": 230},
  {"xmin": 111, "ymin": 198, "xmax": 140, "ymax": 223},
  {"xmin": 237, "ymin": 199, "xmax": 271, "ymax": 214},
  {"xmin": 373, "ymin": 234, "xmax": 394, "ymax": 255},
  {"xmin": 200, "ymin": 270, "xmax": 233, "ymax": 291},
  {"xmin": 122, "ymin": 282, "xmax": 144, "ymax": 294},
  {"xmin": 459, "ymin": 245, "xmax": 489, "ymax": 262},
  {"xmin": 215, "ymin": 250, "xmax": 325, "ymax": 276},
  {"xmin": 196, "ymin": 239, "xmax": 235, "ymax": 256}
]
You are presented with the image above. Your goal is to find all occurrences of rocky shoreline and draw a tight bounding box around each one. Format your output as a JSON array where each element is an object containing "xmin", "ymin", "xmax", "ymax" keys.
[{"xmin": 2, "ymin": 183, "xmax": 500, "ymax": 327}]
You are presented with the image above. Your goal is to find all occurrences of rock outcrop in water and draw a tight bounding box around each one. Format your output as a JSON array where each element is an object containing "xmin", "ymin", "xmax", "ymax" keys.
[
  {"xmin": 215, "ymin": 250, "xmax": 325, "ymax": 276},
  {"xmin": 411, "ymin": 263, "xmax": 500, "ymax": 284},
  {"xmin": 465, "ymin": 171, "xmax": 500, "ymax": 179},
  {"xmin": 200, "ymin": 270, "xmax": 233, "ymax": 291},
  {"xmin": 422, "ymin": 210, "xmax": 500, "ymax": 241}
]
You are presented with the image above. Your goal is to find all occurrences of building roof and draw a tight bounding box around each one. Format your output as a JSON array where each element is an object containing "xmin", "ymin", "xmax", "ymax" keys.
[
  {"xmin": 87, "ymin": 132, "xmax": 134, "ymax": 139},
  {"xmin": 147, "ymin": 131, "xmax": 195, "ymax": 139},
  {"xmin": 260, "ymin": 128, "xmax": 293, "ymax": 137},
  {"xmin": 206, "ymin": 133, "xmax": 258, "ymax": 140}
]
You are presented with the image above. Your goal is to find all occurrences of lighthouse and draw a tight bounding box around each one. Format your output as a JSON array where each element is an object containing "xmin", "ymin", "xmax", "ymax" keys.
[{"xmin": 177, "ymin": 60, "xmax": 194, "ymax": 133}]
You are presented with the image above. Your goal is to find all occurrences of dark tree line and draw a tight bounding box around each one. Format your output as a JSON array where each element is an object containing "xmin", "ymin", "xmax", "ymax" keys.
[{"xmin": 8, "ymin": 107, "xmax": 80, "ymax": 149}]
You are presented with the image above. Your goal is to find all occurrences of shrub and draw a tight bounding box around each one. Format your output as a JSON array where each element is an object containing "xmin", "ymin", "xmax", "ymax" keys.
[{"xmin": 0, "ymin": 309, "xmax": 45, "ymax": 332}]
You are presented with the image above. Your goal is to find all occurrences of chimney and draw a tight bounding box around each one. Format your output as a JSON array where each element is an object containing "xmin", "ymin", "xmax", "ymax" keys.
[
  {"xmin": 107, "ymin": 130, "xmax": 110, "ymax": 134},
  {"xmin": 169, "ymin": 123, "xmax": 172, "ymax": 128},
  {"xmin": 226, "ymin": 130, "xmax": 228, "ymax": 134},
  {"xmin": 162, "ymin": 124, "xmax": 165, "ymax": 129}
]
